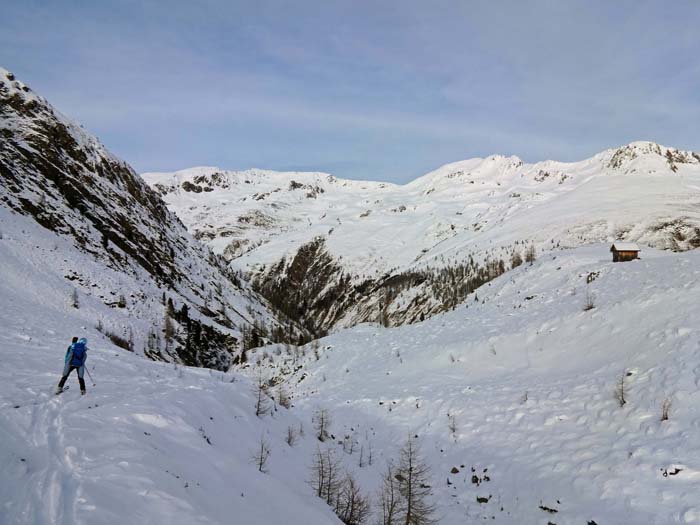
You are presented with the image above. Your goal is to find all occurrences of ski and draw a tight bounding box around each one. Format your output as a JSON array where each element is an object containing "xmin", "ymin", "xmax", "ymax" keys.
[{"xmin": 54, "ymin": 385, "xmax": 70, "ymax": 395}]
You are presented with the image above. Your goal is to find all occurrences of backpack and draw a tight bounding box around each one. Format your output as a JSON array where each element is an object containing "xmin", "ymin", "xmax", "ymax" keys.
[{"xmin": 70, "ymin": 340, "xmax": 87, "ymax": 367}]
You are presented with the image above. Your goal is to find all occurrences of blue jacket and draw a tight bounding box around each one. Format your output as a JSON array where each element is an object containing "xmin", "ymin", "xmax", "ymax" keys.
[{"xmin": 64, "ymin": 338, "xmax": 88, "ymax": 367}]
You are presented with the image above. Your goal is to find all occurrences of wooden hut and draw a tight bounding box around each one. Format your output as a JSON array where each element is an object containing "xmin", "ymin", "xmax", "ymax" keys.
[{"xmin": 610, "ymin": 242, "xmax": 640, "ymax": 262}]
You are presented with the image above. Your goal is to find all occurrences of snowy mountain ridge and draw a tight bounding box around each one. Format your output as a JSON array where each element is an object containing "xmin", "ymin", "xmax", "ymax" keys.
[
  {"xmin": 144, "ymin": 139, "xmax": 700, "ymax": 334},
  {"xmin": 0, "ymin": 67, "xmax": 303, "ymax": 369}
]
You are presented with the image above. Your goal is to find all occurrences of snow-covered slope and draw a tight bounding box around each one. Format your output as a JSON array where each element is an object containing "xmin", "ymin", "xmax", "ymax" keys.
[
  {"xmin": 0, "ymin": 67, "xmax": 302, "ymax": 369},
  {"xmin": 2, "ymin": 196, "xmax": 698, "ymax": 523},
  {"xmin": 0, "ymin": 231, "xmax": 338, "ymax": 524},
  {"xmin": 144, "ymin": 142, "xmax": 700, "ymax": 333},
  {"xmin": 248, "ymin": 245, "xmax": 700, "ymax": 524}
]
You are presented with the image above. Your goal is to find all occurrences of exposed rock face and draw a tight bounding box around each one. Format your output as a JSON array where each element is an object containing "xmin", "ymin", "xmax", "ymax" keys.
[
  {"xmin": 253, "ymin": 237, "xmax": 512, "ymax": 336},
  {"xmin": 608, "ymin": 141, "xmax": 700, "ymax": 171},
  {"xmin": 0, "ymin": 68, "xmax": 301, "ymax": 369},
  {"xmin": 1, "ymin": 88, "xmax": 176, "ymax": 281}
]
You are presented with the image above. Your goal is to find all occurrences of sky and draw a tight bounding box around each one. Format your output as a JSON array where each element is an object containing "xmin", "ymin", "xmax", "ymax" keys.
[{"xmin": 2, "ymin": 0, "xmax": 699, "ymax": 183}]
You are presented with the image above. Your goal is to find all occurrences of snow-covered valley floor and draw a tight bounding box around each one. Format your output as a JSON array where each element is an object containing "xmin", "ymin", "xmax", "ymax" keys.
[
  {"xmin": 249, "ymin": 245, "xmax": 700, "ymax": 524},
  {"xmin": 2, "ymin": 209, "xmax": 699, "ymax": 524}
]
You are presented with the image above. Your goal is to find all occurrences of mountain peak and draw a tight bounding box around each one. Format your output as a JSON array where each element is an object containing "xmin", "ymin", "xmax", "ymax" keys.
[
  {"xmin": 607, "ymin": 141, "xmax": 700, "ymax": 171},
  {"xmin": 0, "ymin": 68, "xmax": 36, "ymax": 99}
]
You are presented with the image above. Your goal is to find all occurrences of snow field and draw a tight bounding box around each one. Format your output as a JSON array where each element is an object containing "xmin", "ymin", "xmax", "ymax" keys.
[
  {"xmin": 2, "ymin": 170, "xmax": 700, "ymax": 523},
  {"xmin": 250, "ymin": 245, "xmax": 700, "ymax": 523},
  {"xmin": 0, "ymin": 208, "xmax": 340, "ymax": 524},
  {"xmin": 0, "ymin": 341, "xmax": 340, "ymax": 524},
  {"xmin": 2, "ymin": 208, "xmax": 699, "ymax": 523}
]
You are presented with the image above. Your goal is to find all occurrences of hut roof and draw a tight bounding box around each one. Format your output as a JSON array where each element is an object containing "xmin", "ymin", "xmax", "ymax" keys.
[{"xmin": 610, "ymin": 242, "xmax": 640, "ymax": 252}]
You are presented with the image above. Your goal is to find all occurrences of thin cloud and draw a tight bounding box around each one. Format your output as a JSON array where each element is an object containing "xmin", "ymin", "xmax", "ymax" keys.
[{"xmin": 2, "ymin": 0, "xmax": 699, "ymax": 181}]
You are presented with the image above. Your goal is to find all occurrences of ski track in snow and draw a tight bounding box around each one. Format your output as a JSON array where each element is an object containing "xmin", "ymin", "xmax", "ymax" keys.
[
  {"xmin": 0, "ymin": 336, "xmax": 340, "ymax": 525},
  {"xmin": 0, "ymin": 212, "xmax": 339, "ymax": 525}
]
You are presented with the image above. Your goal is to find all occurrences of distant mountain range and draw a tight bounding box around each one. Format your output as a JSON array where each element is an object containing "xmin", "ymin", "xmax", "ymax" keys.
[
  {"xmin": 3, "ymin": 63, "xmax": 699, "ymax": 345},
  {"xmin": 144, "ymin": 141, "xmax": 700, "ymax": 334}
]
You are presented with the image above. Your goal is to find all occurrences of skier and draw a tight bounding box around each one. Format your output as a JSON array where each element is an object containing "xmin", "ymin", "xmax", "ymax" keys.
[{"xmin": 56, "ymin": 336, "xmax": 89, "ymax": 395}]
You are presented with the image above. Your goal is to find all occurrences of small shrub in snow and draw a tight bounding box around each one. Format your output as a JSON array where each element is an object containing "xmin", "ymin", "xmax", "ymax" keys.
[
  {"xmin": 285, "ymin": 426, "xmax": 298, "ymax": 446},
  {"xmin": 163, "ymin": 313, "xmax": 176, "ymax": 344},
  {"xmin": 448, "ymin": 413, "xmax": 457, "ymax": 435},
  {"xmin": 583, "ymin": 288, "xmax": 595, "ymax": 311},
  {"xmin": 70, "ymin": 288, "xmax": 79, "ymax": 309},
  {"xmin": 342, "ymin": 433, "xmax": 357, "ymax": 455},
  {"xmin": 253, "ymin": 371, "xmax": 272, "ymax": 417},
  {"xmin": 393, "ymin": 436, "xmax": 437, "ymax": 524},
  {"xmin": 615, "ymin": 372, "xmax": 627, "ymax": 407},
  {"xmin": 661, "ymin": 398, "xmax": 672, "ymax": 421},
  {"xmin": 379, "ymin": 461, "xmax": 400, "ymax": 524},
  {"xmin": 145, "ymin": 328, "xmax": 161, "ymax": 355},
  {"xmin": 525, "ymin": 244, "xmax": 537, "ymax": 264},
  {"xmin": 126, "ymin": 327, "xmax": 134, "ymax": 351},
  {"xmin": 251, "ymin": 435, "xmax": 271, "ymax": 473},
  {"xmin": 313, "ymin": 408, "xmax": 331, "ymax": 442},
  {"xmin": 511, "ymin": 250, "xmax": 523, "ymax": 268},
  {"xmin": 291, "ymin": 345, "xmax": 303, "ymax": 365}
]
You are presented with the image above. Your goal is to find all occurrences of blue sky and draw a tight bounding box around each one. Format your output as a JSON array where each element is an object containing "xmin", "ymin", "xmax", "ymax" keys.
[{"xmin": 2, "ymin": 1, "xmax": 699, "ymax": 182}]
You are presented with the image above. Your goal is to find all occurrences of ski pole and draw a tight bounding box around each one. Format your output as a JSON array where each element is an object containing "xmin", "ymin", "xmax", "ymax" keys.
[{"xmin": 86, "ymin": 367, "xmax": 96, "ymax": 387}]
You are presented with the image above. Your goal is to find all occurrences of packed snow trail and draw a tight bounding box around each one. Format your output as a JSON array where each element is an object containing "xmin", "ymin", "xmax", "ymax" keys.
[{"xmin": 0, "ymin": 335, "xmax": 339, "ymax": 524}]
